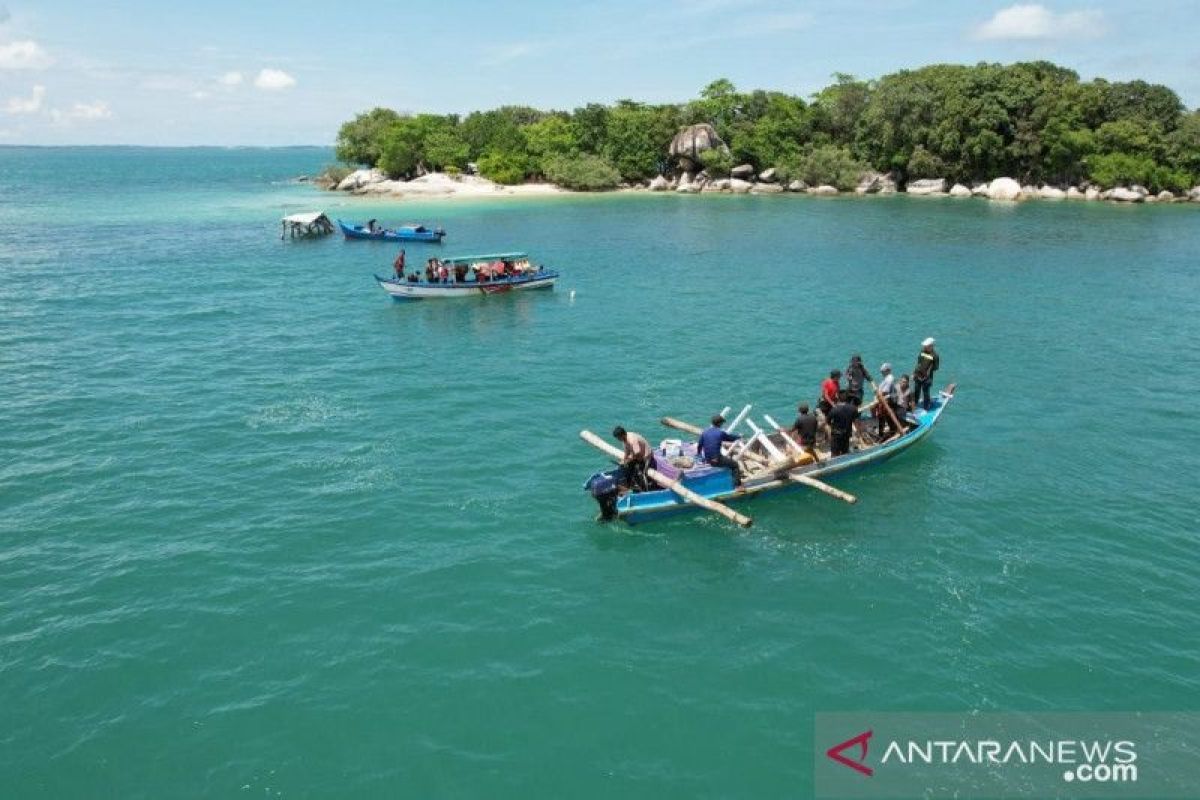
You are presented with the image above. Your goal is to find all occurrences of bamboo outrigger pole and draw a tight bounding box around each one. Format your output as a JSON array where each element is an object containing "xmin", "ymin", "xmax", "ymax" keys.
[
  {"xmin": 579, "ymin": 430, "xmax": 753, "ymax": 528},
  {"xmin": 788, "ymin": 472, "xmax": 858, "ymax": 504}
]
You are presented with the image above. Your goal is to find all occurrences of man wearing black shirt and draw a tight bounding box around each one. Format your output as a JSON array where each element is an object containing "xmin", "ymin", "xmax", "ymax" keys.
[
  {"xmin": 790, "ymin": 403, "xmax": 820, "ymax": 460},
  {"xmin": 828, "ymin": 391, "xmax": 860, "ymax": 457}
]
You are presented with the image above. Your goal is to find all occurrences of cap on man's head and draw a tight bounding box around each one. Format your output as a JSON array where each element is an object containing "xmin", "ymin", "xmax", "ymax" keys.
[
  {"xmin": 922, "ymin": 337, "xmax": 936, "ymax": 347},
  {"xmin": 881, "ymin": 362, "xmax": 892, "ymax": 372}
]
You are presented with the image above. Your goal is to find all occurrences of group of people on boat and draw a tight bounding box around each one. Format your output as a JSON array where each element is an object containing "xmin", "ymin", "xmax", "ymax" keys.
[
  {"xmin": 392, "ymin": 249, "xmax": 538, "ymax": 284},
  {"xmin": 609, "ymin": 338, "xmax": 941, "ymax": 492},
  {"xmin": 809, "ymin": 338, "xmax": 940, "ymax": 452}
]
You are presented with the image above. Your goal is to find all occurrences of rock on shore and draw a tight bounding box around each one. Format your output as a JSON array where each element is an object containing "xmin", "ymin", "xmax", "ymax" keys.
[
  {"xmin": 906, "ymin": 178, "xmax": 946, "ymax": 195},
  {"xmin": 318, "ymin": 164, "xmax": 1200, "ymax": 206},
  {"xmin": 669, "ymin": 123, "xmax": 728, "ymax": 171},
  {"xmin": 986, "ymin": 177, "xmax": 1022, "ymax": 201}
]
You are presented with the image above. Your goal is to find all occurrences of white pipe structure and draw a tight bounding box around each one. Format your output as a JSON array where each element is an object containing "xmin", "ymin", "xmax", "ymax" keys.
[
  {"xmin": 745, "ymin": 418, "xmax": 787, "ymax": 463},
  {"xmin": 726, "ymin": 404, "xmax": 752, "ymax": 434},
  {"xmin": 763, "ymin": 414, "xmax": 805, "ymax": 457}
]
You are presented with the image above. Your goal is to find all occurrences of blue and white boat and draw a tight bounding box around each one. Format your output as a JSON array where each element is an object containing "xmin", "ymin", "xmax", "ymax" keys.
[
  {"xmin": 375, "ymin": 251, "xmax": 558, "ymax": 301},
  {"xmin": 581, "ymin": 386, "xmax": 956, "ymax": 526},
  {"xmin": 339, "ymin": 220, "xmax": 445, "ymax": 242}
]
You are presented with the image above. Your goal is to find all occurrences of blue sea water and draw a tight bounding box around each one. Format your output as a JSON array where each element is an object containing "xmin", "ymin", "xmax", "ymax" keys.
[{"xmin": 1, "ymin": 147, "xmax": 1198, "ymax": 798}]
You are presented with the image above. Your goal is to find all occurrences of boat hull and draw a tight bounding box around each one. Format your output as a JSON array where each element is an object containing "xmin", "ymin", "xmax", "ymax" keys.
[
  {"xmin": 595, "ymin": 390, "xmax": 954, "ymax": 525},
  {"xmin": 374, "ymin": 271, "xmax": 558, "ymax": 300},
  {"xmin": 339, "ymin": 220, "xmax": 444, "ymax": 242}
]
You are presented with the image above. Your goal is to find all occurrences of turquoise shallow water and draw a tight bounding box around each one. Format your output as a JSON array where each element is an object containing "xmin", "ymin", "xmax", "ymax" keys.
[{"xmin": 2, "ymin": 147, "xmax": 1199, "ymax": 798}]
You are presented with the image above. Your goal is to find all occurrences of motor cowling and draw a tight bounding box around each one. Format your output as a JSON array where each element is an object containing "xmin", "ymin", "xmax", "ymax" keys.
[{"xmin": 585, "ymin": 473, "xmax": 620, "ymax": 522}]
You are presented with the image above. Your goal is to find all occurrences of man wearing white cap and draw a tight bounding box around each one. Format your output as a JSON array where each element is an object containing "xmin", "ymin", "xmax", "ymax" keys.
[
  {"xmin": 876, "ymin": 363, "xmax": 900, "ymax": 438},
  {"xmin": 912, "ymin": 337, "xmax": 940, "ymax": 410}
]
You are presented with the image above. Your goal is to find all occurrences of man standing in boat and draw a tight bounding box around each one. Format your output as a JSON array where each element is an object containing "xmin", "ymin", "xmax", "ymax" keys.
[
  {"xmin": 844, "ymin": 354, "xmax": 872, "ymax": 406},
  {"xmin": 876, "ymin": 363, "xmax": 901, "ymax": 439},
  {"xmin": 698, "ymin": 415, "xmax": 743, "ymax": 487},
  {"xmin": 818, "ymin": 369, "xmax": 841, "ymax": 419},
  {"xmin": 912, "ymin": 337, "xmax": 940, "ymax": 410},
  {"xmin": 393, "ymin": 248, "xmax": 406, "ymax": 281},
  {"xmin": 828, "ymin": 391, "xmax": 860, "ymax": 457},
  {"xmin": 789, "ymin": 403, "xmax": 820, "ymax": 461},
  {"xmin": 612, "ymin": 426, "xmax": 653, "ymax": 491}
]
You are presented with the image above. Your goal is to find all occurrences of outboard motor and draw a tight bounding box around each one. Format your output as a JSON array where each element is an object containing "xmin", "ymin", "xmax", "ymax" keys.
[{"xmin": 585, "ymin": 472, "xmax": 621, "ymax": 522}]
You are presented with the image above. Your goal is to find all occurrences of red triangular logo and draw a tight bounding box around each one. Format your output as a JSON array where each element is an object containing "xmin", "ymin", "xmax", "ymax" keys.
[{"xmin": 826, "ymin": 729, "xmax": 873, "ymax": 777}]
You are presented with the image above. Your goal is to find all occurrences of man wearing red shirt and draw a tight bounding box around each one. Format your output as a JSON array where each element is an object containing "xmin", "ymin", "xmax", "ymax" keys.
[{"xmin": 819, "ymin": 369, "xmax": 841, "ymax": 418}]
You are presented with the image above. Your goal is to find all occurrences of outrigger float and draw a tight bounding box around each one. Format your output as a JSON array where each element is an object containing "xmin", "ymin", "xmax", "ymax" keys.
[
  {"xmin": 375, "ymin": 252, "xmax": 558, "ymax": 301},
  {"xmin": 581, "ymin": 384, "xmax": 956, "ymax": 527}
]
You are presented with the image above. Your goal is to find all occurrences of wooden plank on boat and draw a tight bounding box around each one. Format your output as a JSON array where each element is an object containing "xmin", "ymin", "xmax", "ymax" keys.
[
  {"xmin": 789, "ymin": 473, "xmax": 858, "ymax": 504},
  {"xmin": 579, "ymin": 430, "xmax": 753, "ymax": 528}
]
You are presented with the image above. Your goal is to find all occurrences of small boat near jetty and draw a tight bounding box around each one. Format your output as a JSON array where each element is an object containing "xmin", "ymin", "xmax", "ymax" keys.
[
  {"xmin": 281, "ymin": 211, "xmax": 333, "ymax": 238},
  {"xmin": 339, "ymin": 219, "xmax": 445, "ymax": 242},
  {"xmin": 375, "ymin": 251, "xmax": 558, "ymax": 301},
  {"xmin": 580, "ymin": 385, "xmax": 956, "ymax": 527}
]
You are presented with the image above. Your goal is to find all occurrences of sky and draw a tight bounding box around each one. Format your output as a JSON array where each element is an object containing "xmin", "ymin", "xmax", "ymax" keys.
[{"xmin": 1, "ymin": 0, "xmax": 1197, "ymax": 146}]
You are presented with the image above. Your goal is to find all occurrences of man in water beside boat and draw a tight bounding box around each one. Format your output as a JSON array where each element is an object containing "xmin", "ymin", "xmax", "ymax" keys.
[
  {"xmin": 612, "ymin": 426, "xmax": 653, "ymax": 491},
  {"xmin": 697, "ymin": 415, "xmax": 743, "ymax": 488}
]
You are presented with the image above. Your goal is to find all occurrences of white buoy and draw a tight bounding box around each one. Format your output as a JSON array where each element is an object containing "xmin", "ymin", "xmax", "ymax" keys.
[{"xmin": 569, "ymin": 289, "xmax": 576, "ymax": 303}]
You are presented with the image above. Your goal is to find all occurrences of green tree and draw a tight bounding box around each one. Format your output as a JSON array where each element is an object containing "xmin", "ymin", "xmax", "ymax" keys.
[
  {"xmin": 698, "ymin": 148, "xmax": 734, "ymax": 177},
  {"xmin": 603, "ymin": 101, "xmax": 680, "ymax": 181},
  {"xmin": 542, "ymin": 153, "xmax": 622, "ymax": 190},
  {"xmin": 906, "ymin": 145, "xmax": 945, "ymax": 179},
  {"xmin": 477, "ymin": 150, "xmax": 529, "ymax": 184},
  {"xmin": 423, "ymin": 127, "xmax": 470, "ymax": 172},
  {"xmin": 780, "ymin": 145, "xmax": 866, "ymax": 190},
  {"xmin": 523, "ymin": 115, "xmax": 580, "ymax": 175},
  {"xmin": 570, "ymin": 103, "xmax": 610, "ymax": 155},
  {"xmin": 335, "ymin": 107, "xmax": 402, "ymax": 166}
]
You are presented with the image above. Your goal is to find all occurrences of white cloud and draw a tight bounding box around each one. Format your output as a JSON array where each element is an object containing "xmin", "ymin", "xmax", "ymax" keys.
[
  {"xmin": 218, "ymin": 70, "xmax": 243, "ymax": 86},
  {"xmin": 253, "ymin": 68, "xmax": 295, "ymax": 90},
  {"xmin": 51, "ymin": 100, "xmax": 113, "ymax": 124},
  {"xmin": 5, "ymin": 83, "xmax": 44, "ymax": 114},
  {"xmin": 973, "ymin": 4, "xmax": 1105, "ymax": 40},
  {"xmin": 0, "ymin": 39, "xmax": 52, "ymax": 69},
  {"xmin": 191, "ymin": 89, "xmax": 210, "ymax": 100}
]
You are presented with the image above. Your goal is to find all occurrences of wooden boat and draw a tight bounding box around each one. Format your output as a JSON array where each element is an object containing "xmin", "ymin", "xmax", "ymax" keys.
[
  {"xmin": 339, "ymin": 220, "xmax": 445, "ymax": 242},
  {"xmin": 375, "ymin": 251, "xmax": 558, "ymax": 301},
  {"xmin": 581, "ymin": 385, "xmax": 956, "ymax": 527},
  {"xmin": 281, "ymin": 212, "xmax": 333, "ymax": 238}
]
